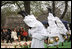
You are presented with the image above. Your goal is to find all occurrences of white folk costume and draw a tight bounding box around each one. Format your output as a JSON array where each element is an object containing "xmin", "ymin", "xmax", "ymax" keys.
[
  {"xmin": 55, "ymin": 17, "xmax": 68, "ymax": 35},
  {"xmin": 11, "ymin": 31, "xmax": 18, "ymax": 40},
  {"xmin": 47, "ymin": 13, "xmax": 63, "ymax": 46},
  {"xmin": 23, "ymin": 15, "xmax": 48, "ymax": 48},
  {"xmin": 55, "ymin": 17, "xmax": 68, "ymax": 42}
]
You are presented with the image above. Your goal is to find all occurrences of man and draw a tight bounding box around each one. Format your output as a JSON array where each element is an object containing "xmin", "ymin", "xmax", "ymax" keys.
[
  {"xmin": 55, "ymin": 17, "xmax": 68, "ymax": 46},
  {"xmin": 24, "ymin": 15, "xmax": 48, "ymax": 48},
  {"xmin": 6, "ymin": 28, "xmax": 12, "ymax": 43},
  {"xmin": 18, "ymin": 11, "xmax": 48, "ymax": 48},
  {"xmin": 47, "ymin": 8, "xmax": 68, "ymax": 47},
  {"xmin": 1, "ymin": 28, "xmax": 7, "ymax": 43},
  {"xmin": 47, "ymin": 12, "xmax": 61, "ymax": 47}
]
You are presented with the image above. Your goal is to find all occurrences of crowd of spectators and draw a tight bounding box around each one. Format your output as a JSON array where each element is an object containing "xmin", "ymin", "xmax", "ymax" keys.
[{"xmin": 1, "ymin": 26, "xmax": 29, "ymax": 43}]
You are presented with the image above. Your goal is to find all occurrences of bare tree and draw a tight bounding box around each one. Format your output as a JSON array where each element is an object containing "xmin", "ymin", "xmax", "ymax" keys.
[
  {"xmin": 52, "ymin": 1, "xmax": 55, "ymax": 16},
  {"xmin": 24, "ymin": 1, "xmax": 30, "ymax": 14},
  {"xmin": 60, "ymin": 1, "xmax": 68, "ymax": 19},
  {"xmin": 15, "ymin": 1, "xmax": 22, "ymax": 11},
  {"xmin": 1, "ymin": 1, "xmax": 31, "ymax": 14},
  {"xmin": 1, "ymin": 1, "xmax": 14, "ymax": 6}
]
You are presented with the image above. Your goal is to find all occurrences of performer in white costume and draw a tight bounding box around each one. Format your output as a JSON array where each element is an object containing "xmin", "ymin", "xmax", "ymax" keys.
[
  {"xmin": 46, "ymin": 8, "xmax": 68, "ymax": 47},
  {"xmin": 23, "ymin": 15, "xmax": 49, "ymax": 48},
  {"xmin": 55, "ymin": 17, "xmax": 68, "ymax": 42},
  {"xmin": 47, "ymin": 13, "xmax": 61, "ymax": 47},
  {"xmin": 18, "ymin": 11, "xmax": 51, "ymax": 48}
]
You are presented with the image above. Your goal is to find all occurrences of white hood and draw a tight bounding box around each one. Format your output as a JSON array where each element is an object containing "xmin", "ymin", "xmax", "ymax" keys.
[
  {"xmin": 48, "ymin": 13, "xmax": 56, "ymax": 20},
  {"xmin": 47, "ymin": 13, "xmax": 56, "ymax": 27},
  {"xmin": 23, "ymin": 15, "xmax": 48, "ymax": 40},
  {"xmin": 47, "ymin": 13, "xmax": 60, "ymax": 34},
  {"xmin": 23, "ymin": 15, "xmax": 38, "ymax": 27}
]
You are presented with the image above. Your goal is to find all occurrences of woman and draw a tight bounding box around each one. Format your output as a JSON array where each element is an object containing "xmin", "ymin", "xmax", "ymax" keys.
[
  {"xmin": 11, "ymin": 28, "xmax": 18, "ymax": 42},
  {"xmin": 20, "ymin": 27, "xmax": 28, "ymax": 41}
]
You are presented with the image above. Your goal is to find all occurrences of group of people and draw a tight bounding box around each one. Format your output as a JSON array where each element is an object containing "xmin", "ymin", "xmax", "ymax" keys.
[
  {"xmin": 1, "ymin": 26, "xmax": 28, "ymax": 43},
  {"xmin": 18, "ymin": 8, "xmax": 71, "ymax": 48},
  {"xmin": 1, "ymin": 8, "xmax": 71, "ymax": 48}
]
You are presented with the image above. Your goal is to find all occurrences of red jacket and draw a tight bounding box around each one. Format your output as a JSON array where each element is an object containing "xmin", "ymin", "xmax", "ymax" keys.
[{"xmin": 22, "ymin": 31, "xmax": 28, "ymax": 36}]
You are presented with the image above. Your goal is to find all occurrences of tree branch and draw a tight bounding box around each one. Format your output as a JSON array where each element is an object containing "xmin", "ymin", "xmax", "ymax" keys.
[
  {"xmin": 15, "ymin": 1, "xmax": 22, "ymax": 11},
  {"xmin": 60, "ymin": 1, "xmax": 68, "ymax": 19},
  {"xmin": 1, "ymin": 1, "xmax": 14, "ymax": 7}
]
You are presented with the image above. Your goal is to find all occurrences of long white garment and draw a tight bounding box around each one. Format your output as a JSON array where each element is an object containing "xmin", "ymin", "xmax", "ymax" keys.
[
  {"xmin": 55, "ymin": 17, "xmax": 68, "ymax": 35},
  {"xmin": 23, "ymin": 15, "xmax": 48, "ymax": 48},
  {"xmin": 55, "ymin": 17, "xmax": 68, "ymax": 42},
  {"xmin": 31, "ymin": 38, "xmax": 44, "ymax": 48},
  {"xmin": 47, "ymin": 13, "xmax": 59, "ymax": 34},
  {"xmin": 54, "ymin": 17, "xmax": 68, "ymax": 42},
  {"xmin": 11, "ymin": 31, "xmax": 18, "ymax": 40},
  {"xmin": 47, "ymin": 13, "xmax": 63, "ymax": 46}
]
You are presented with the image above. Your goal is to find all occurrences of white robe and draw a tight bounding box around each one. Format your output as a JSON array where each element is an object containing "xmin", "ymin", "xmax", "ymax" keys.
[
  {"xmin": 55, "ymin": 17, "xmax": 68, "ymax": 42},
  {"xmin": 23, "ymin": 15, "xmax": 48, "ymax": 48},
  {"xmin": 55, "ymin": 17, "xmax": 68, "ymax": 35},
  {"xmin": 31, "ymin": 38, "xmax": 44, "ymax": 48},
  {"xmin": 47, "ymin": 13, "xmax": 63, "ymax": 46}
]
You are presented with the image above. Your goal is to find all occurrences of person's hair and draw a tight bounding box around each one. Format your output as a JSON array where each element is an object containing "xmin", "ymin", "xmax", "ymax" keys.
[{"xmin": 11, "ymin": 28, "xmax": 16, "ymax": 31}]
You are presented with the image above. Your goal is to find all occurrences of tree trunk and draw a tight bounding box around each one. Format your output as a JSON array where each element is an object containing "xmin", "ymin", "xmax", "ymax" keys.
[
  {"xmin": 60, "ymin": 1, "xmax": 68, "ymax": 19},
  {"xmin": 24, "ymin": 1, "xmax": 30, "ymax": 15},
  {"xmin": 52, "ymin": 1, "xmax": 55, "ymax": 16}
]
